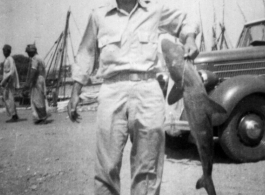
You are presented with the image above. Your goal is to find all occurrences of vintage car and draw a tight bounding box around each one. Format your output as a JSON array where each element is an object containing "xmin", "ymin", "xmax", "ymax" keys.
[{"xmin": 165, "ymin": 18, "xmax": 265, "ymax": 162}]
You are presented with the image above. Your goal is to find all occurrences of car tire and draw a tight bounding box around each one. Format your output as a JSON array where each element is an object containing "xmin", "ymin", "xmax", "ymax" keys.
[{"xmin": 218, "ymin": 95, "xmax": 265, "ymax": 162}]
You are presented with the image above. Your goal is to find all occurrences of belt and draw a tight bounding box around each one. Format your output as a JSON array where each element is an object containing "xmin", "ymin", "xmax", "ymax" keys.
[{"xmin": 104, "ymin": 72, "xmax": 156, "ymax": 82}]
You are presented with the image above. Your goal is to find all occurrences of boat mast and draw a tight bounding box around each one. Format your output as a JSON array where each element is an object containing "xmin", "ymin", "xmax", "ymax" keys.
[{"xmin": 54, "ymin": 10, "xmax": 71, "ymax": 106}]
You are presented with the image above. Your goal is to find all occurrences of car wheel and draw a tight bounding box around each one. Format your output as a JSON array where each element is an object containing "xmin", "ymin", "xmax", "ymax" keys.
[{"xmin": 218, "ymin": 95, "xmax": 265, "ymax": 162}]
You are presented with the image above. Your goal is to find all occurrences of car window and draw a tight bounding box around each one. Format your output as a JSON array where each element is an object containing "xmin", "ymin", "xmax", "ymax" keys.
[
  {"xmin": 249, "ymin": 25, "xmax": 265, "ymax": 42},
  {"xmin": 241, "ymin": 24, "xmax": 265, "ymax": 47}
]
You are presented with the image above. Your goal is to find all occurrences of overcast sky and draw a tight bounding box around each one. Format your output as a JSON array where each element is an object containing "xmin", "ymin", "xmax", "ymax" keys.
[{"xmin": 0, "ymin": 0, "xmax": 265, "ymax": 63}]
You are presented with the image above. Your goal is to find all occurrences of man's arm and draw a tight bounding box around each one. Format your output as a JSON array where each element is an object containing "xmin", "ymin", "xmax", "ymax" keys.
[
  {"xmin": 183, "ymin": 33, "xmax": 199, "ymax": 60},
  {"xmin": 71, "ymin": 11, "xmax": 98, "ymax": 85},
  {"xmin": 68, "ymin": 10, "xmax": 98, "ymax": 122},
  {"xmin": 159, "ymin": 2, "xmax": 200, "ymax": 60}
]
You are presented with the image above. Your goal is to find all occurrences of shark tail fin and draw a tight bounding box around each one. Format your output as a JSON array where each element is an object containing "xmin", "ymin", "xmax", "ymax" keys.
[
  {"xmin": 196, "ymin": 176, "xmax": 217, "ymax": 195},
  {"xmin": 196, "ymin": 176, "xmax": 204, "ymax": 189}
]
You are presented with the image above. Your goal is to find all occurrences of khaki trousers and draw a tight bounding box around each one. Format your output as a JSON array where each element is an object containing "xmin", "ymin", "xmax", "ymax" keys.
[{"xmin": 95, "ymin": 79, "xmax": 165, "ymax": 195}]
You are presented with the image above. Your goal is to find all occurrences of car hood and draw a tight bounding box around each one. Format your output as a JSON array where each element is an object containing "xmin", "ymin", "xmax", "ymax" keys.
[{"xmin": 194, "ymin": 46, "xmax": 265, "ymax": 64}]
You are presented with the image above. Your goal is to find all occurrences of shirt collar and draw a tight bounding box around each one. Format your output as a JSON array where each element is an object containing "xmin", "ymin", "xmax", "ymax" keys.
[
  {"xmin": 105, "ymin": 0, "xmax": 149, "ymax": 13},
  {"xmin": 139, "ymin": 0, "xmax": 150, "ymax": 8}
]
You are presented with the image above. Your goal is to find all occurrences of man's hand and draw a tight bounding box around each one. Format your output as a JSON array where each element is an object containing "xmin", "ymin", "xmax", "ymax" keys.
[
  {"xmin": 68, "ymin": 82, "xmax": 82, "ymax": 122},
  {"xmin": 184, "ymin": 33, "xmax": 199, "ymax": 60}
]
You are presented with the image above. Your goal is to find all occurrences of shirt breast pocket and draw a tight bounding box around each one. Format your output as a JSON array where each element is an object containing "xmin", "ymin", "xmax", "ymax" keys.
[
  {"xmin": 98, "ymin": 35, "xmax": 121, "ymax": 64},
  {"xmin": 138, "ymin": 32, "xmax": 158, "ymax": 61}
]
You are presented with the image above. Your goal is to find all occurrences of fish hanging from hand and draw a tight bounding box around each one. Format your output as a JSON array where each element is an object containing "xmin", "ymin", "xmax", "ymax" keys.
[{"xmin": 162, "ymin": 39, "xmax": 226, "ymax": 195}]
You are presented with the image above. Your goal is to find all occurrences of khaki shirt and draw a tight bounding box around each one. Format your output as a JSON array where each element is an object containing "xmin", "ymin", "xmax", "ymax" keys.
[
  {"xmin": 1, "ymin": 56, "xmax": 20, "ymax": 89},
  {"xmin": 72, "ymin": 0, "xmax": 199, "ymax": 85}
]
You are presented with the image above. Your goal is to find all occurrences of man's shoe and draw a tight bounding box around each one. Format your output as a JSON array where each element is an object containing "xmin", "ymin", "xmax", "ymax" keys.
[
  {"xmin": 12, "ymin": 114, "xmax": 19, "ymax": 120},
  {"xmin": 34, "ymin": 111, "xmax": 52, "ymax": 125},
  {"xmin": 6, "ymin": 116, "xmax": 19, "ymax": 123},
  {"xmin": 34, "ymin": 119, "xmax": 44, "ymax": 125},
  {"xmin": 34, "ymin": 116, "xmax": 49, "ymax": 125}
]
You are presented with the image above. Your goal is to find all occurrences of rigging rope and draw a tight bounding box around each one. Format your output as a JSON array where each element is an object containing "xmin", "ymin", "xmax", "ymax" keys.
[
  {"xmin": 199, "ymin": 0, "xmax": 205, "ymax": 51},
  {"xmin": 263, "ymin": 0, "xmax": 265, "ymax": 17},
  {"xmin": 71, "ymin": 13, "xmax": 82, "ymax": 36},
  {"xmin": 69, "ymin": 31, "xmax": 77, "ymax": 63},
  {"xmin": 211, "ymin": 0, "xmax": 218, "ymax": 50},
  {"xmin": 236, "ymin": 0, "xmax": 247, "ymax": 23},
  {"xmin": 44, "ymin": 35, "xmax": 61, "ymax": 61},
  {"xmin": 46, "ymin": 32, "xmax": 63, "ymax": 78}
]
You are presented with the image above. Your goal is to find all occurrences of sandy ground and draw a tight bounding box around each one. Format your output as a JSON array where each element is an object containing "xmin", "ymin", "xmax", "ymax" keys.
[{"xmin": 0, "ymin": 109, "xmax": 265, "ymax": 195}]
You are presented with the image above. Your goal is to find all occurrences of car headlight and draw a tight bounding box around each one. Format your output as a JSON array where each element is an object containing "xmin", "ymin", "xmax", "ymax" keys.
[{"xmin": 198, "ymin": 70, "xmax": 219, "ymax": 91}]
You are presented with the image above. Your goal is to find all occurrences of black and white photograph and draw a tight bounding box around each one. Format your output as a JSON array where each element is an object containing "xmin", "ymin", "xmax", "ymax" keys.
[{"xmin": 0, "ymin": 0, "xmax": 265, "ymax": 194}]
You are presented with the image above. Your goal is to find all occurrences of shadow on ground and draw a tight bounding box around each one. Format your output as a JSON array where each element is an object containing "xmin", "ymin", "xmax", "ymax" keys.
[
  {"xmin": 35, "ymin": 119, "xmax": 54, "ymax": 125},
  {"xmin": 5, "ymin": 118, "xmax": 28, "ymax": 123},
  {"xmin": 165, "ymin": 133, "xmax": 236, "ymax": 164}
]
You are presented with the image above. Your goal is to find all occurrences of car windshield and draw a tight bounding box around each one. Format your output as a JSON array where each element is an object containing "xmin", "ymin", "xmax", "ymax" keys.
[{"xmin": 239, "ymin": 24, "xmax": 265, "ymax": 47}]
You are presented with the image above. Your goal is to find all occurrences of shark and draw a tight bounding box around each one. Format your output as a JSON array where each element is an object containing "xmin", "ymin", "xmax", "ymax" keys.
[{"xmin": 161, "ymin": 39, "xmax": 226, "ymax": 195}]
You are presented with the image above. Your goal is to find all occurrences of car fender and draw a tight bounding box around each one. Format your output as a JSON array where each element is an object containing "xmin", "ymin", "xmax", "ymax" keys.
[{"xmin": 209, "ymin": 75, "xmax": 265, "ymax": 126}]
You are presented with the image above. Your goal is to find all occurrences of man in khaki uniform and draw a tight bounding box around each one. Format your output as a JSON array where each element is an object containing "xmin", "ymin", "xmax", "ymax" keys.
[
  {"xmin": 1, "ymin": 44, "xmax": 20, "ymax": 122},
  {"xmin": 68, "ymin": 0, "xmax": 199, "ymax": 194}
]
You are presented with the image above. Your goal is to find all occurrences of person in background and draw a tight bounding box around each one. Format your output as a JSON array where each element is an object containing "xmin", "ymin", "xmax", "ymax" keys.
[
  {"xmin": 68, "ymin": 0, "xmax": 199, "ymax": 194},
  {"xmin": 24, "ymin": 44, "xmax": 50, "ymax": 124},
  {"xmin": 1, "ymin": 44, "xmax": 20, "ymax": 122}
]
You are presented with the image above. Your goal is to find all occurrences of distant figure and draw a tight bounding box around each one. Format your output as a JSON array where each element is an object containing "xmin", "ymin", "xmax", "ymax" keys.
[
  {"xmin": 1, "ymin": 44, "xmax": 20, "ymax": 122},
  {"xmin": 24, "ymin": 44, "xmax": 50, "ymax": 124}
]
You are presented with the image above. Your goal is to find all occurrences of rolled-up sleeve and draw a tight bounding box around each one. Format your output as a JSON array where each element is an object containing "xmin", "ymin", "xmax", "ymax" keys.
[
  {"xmin": 159, "ymin": 3, "xmax": 199, "ymax": 42},
  {"xmin": 72, "ymin": 10, "xmax": 98, "ymax": 85}
]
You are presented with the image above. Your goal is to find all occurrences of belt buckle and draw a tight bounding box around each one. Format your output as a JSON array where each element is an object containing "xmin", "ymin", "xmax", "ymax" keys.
[{"xmin": 130, "ymin": 73, "xmax": 141, "ymax": 81}]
